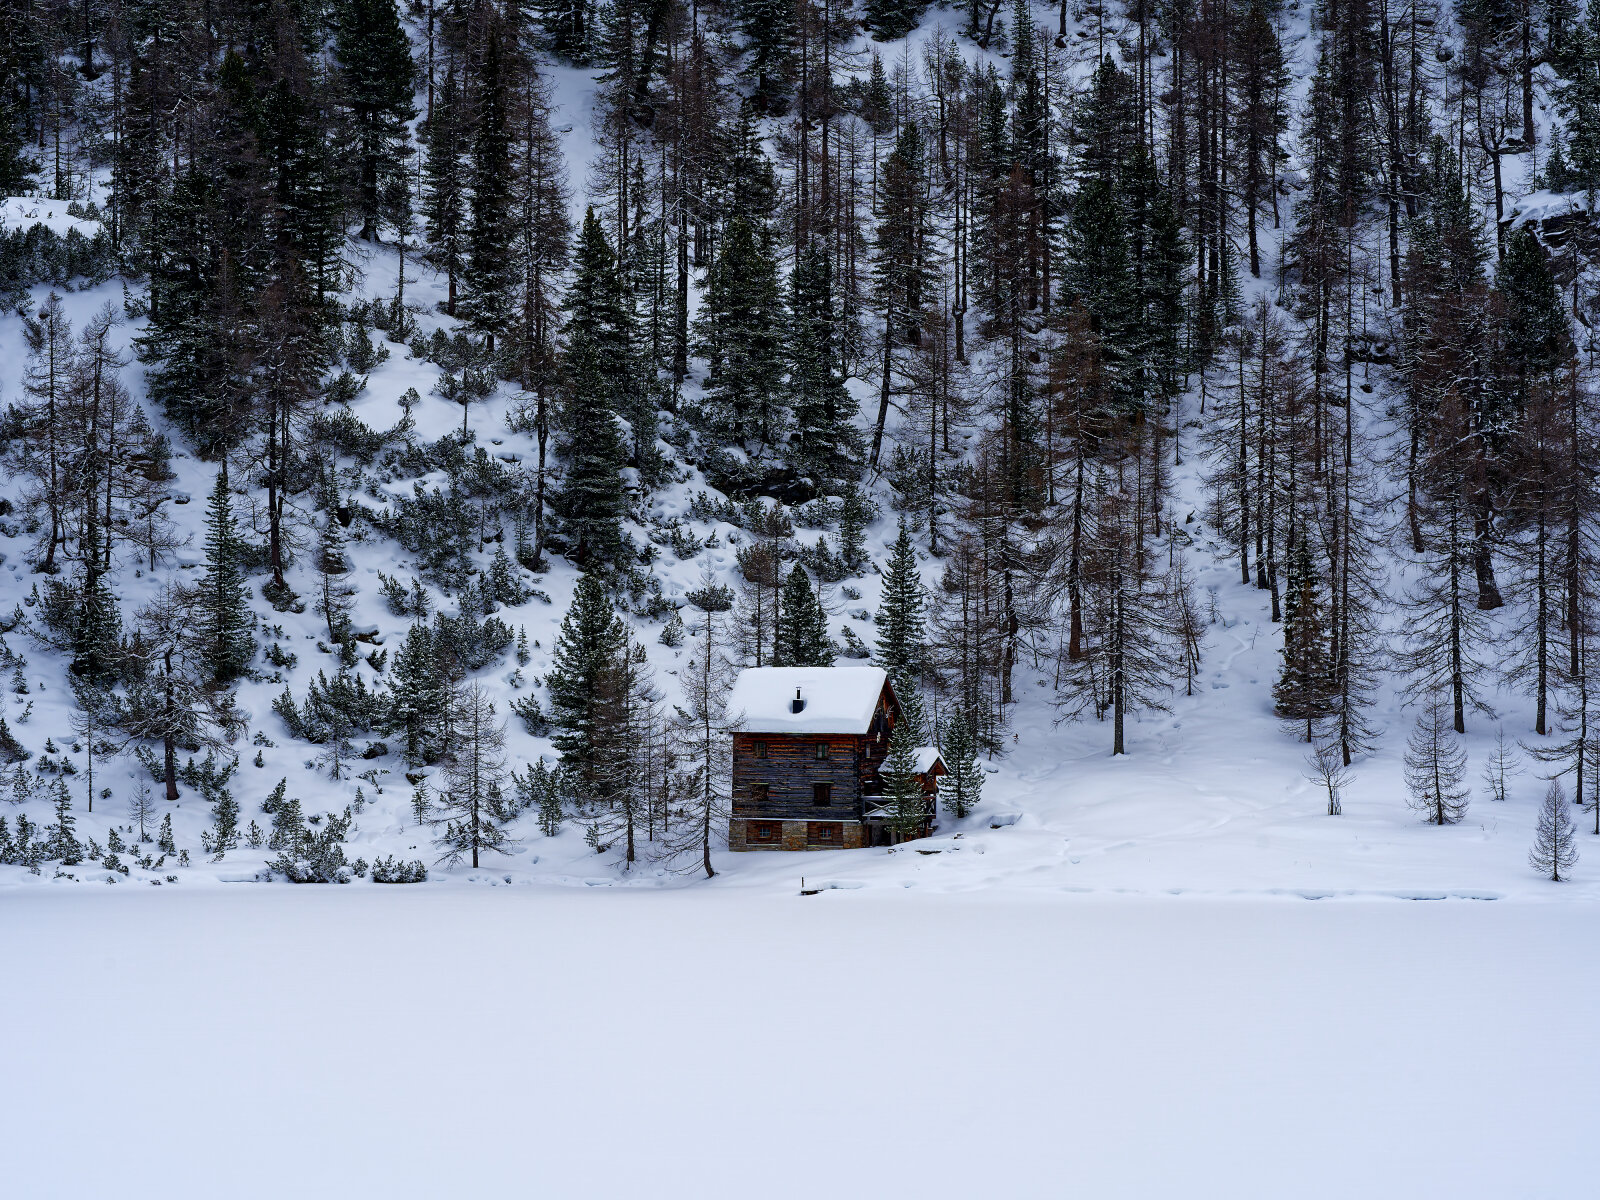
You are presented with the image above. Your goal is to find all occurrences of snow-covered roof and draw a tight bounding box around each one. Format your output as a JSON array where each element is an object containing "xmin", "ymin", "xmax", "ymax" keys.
[
  {"xmin": 914, "ymin": 746, "xmax": 945, "ymax": 775},
  {"xmin": 726, "ymin": 667, "xmax": 890, "ymax": 734}
]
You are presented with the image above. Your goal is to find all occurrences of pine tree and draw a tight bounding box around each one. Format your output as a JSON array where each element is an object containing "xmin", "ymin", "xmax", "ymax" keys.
[
  {"xmin": 541, "ymin": 0, "xmax": 594, "ymax": 62},
  {"xmin": 1498, "ymin": 227, "xmax": 1571, "ymax": 384},
  {"xmin": 788, "ymin": 238, "xmax": 860, "ymax": 486},
  {"xmin": 838, "ymin": 484, "xmax": 869, "ymax": 574},
  {"xmin": 48, "ymin": 779, "xmax": 83, "ymax": 864},
  {"xmin": 201, "ymin": 786, "xmax": 240, "ymax": 860},
  {"xmin": 737, "ymin": 0, "xmax": 795, "ymax": 114},
  {"xmin": 462, "ymin": 23, "xmax": 517, "ymax": 352},
  {"xmin": 1403, "ymin": 696, "xmax": 1471, "ymax": 825},
  {"xmin": 526, "ymin": 759, "xmax": 563, "ymax": 837},
  {"xmin": 871, "ymin": 120, "xmax": 934, "ymax": 465},
  {"xmin": 864, "ymin": 0, "xmax": 928, "ymax": 39},
  {"xmin": 547, "ymin": 574, "xmax": 628, "ymax": 795},
  {"xmin": 424, "ymin": 65, "xmax": 468, "ymax": 316},
  {"xmin": 0, "ymin": 97, "xmax": 37, "ymax": 193},
  {"xmin": 558, "ymin": 210, "xmax": 631, "ymax": 567},
  {"xmin": 883, "ymin": 720, "xmax": 927, "ymax": 842},
  {"xmin": 335, "ymin": 0, "xmax": 415, "ymax": 242},
  {"xmin": 939, "ymin": 703, "xmax": 983, "ymax": 819},
  {"xmin": 1274, "ymin": 534, "xmax": 1335, "ymax": 736},
  {"xmin": 71, "ymin": 522, "xmax": 122, "ymax": 683},
  {"xmin": 157, "ymin": 812, "xmax": 175, "ymax": 855},
  {"xmin": 1061, "ymin": 178, "xmax": 1139, "ymax": 412},
  {"xmin": 1553, "ymin": 0, "xmax": 1600, "ymax": 187},
  {"xmin": 1531, "ymin": 779, "xmax": 1579, "ymax": 881},
  {"xmin": 875, "ymin": 518, "xmax": 927, "ymax": 678},
  {"xmin": 268, "ymin": 787, "xmax": 307, "ymax": 852},
  {"xmin": 197, "ymin": 470, "xmax": 253, "ymax": 683},
  {"xmin": 389, "ymin": 621, "xmax": 450, "ymax": 765},
  {"xmin": 774, "ymin": 567, "xmax": 833, "ymax": 667},
  {"xmin": 694, "ymin": 215, "xmax": 787, "ymax": 452},
  {"xmin": 1234, "ymin": 0, "xmax": 1290, "ymax": 279}
]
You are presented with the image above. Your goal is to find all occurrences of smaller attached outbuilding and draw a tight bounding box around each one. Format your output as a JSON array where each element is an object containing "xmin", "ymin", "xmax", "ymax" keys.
[{"xmin": 725, "ymin": 666, "xmax": 944, "ymax": 851}]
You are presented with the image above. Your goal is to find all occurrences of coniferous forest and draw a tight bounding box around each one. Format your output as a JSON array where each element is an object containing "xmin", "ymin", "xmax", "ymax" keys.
[{"xmin": 1, "ymin": 0, "xmax": 1599, "ymax": 890}]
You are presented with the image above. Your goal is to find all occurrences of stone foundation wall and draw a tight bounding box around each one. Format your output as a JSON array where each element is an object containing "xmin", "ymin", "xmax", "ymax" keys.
[{"xmin": 727, "ymin": 819, "xmax": 866, "ymax": 851}]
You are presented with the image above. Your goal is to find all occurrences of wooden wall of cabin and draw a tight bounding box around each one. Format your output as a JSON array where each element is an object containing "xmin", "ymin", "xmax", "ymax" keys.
[{"xmin": 731, "ymin": 733, "xmax": 866, "ymax": 822}]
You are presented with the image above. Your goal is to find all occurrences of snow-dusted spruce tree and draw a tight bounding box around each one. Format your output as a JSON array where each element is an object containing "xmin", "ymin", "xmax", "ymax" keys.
[
  {"xmin": 1402, "ymin": 695, "xmax": 1470, "ymax": 825},
  {"xmin": 1530, "ymin": 780, "xmax": 1579, "ymax": 882},
  {"xmin": 431, "ymin": 681, "xmax": 516, "ymax": 869},
  {"xmin": 200, "ymin": 785, "xmax": 240, "ymax": 861},
  {"xmin": 773, "ymin": 567, "xmax": 833, "ymax": 667},
  {"xmin": 334, "ymin": 0, "xmax": 414, "ymax": 244},
  {"xmin": 876, "ymin": 517, "xmax": 929, "ymax": 737},
  {"xmin": 665, "ymin": 610, "xmax": 737, "ymax": 878},
  {"xmin": 1275, "ymin": 533, "xmax": 1335, "ymax": 740},
  {"xmin": 460, "ymin": 21, "xmax": 516, "ymax": 359},
  {"xmin": 939, "ymin": 703, "xmax": 983, "ymax": 820},
  {"xmin": 547, "ymin": 574, "xmax": 628, "ymax": 802},
  {"xmin": 389, "ymin": 621, "xmax": 446, "ymax": 766},
  {"xmin": 557, "ymin": 209, "xmax": 631, "ymax": 568},
  {"xmin": 118, "ymin": 582, "xmax": 242, "ymax": 802},
  {"xmin": 883, "ymin": 721, "xmax": 926, "ymax": 842},
  {"xmin": 693, "ymin": 213, "xmax": 787, "ymax": 454},
  {"xmin": 46, "ymin": 779, "xmax": 83, "ymax": 864},
  {"xmin": 197, "ymin": 469, "xmax": 254, "ymax": 684},
  {"xmin": 423, "ymin": 63, "xmax": 467, "ymax": 315},
  {"xmin": 787, "ymin": 239, "xmax": 861, "ymax": 488},
  {"xmin": 511, "ymin": 759, "xmax": 562, "ymax": 838}
]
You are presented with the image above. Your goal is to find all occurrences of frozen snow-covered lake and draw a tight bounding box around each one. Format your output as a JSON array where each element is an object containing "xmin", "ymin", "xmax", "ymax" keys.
[{"xmin": 6, "ymin": 888, "xmax": 1594, "ymax": 1198}]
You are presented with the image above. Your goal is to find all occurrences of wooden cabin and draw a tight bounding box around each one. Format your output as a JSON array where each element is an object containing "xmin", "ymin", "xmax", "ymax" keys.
[{"xmin": 725, "ymin": 666, "xmax": 945, "ymax": 851}]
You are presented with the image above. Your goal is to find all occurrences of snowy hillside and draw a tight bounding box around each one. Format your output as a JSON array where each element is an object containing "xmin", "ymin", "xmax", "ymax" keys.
[{"xmin": 0, "ymin": 1, "xmax": 1595, "ymax": 901}]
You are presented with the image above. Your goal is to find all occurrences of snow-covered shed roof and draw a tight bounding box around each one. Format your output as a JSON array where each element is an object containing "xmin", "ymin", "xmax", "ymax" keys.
[
  {"xmin": 726, "ymin": 667, "xmax": 891, "ymax": 734},
  {"xmin": 914, "ymin": 746, "xmax": 945, "ymax": 775}
]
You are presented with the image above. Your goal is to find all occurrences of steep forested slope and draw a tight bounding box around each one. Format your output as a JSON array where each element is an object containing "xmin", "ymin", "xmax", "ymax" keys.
[{"xmin": 1, "ymin": 0, "xmax": 1599, "ymax": 895}]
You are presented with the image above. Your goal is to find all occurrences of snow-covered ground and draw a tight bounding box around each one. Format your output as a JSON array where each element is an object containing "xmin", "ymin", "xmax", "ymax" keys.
[{"xmin": 6, "ymin": 887, "xmax": 1595, "ymax": 1198}]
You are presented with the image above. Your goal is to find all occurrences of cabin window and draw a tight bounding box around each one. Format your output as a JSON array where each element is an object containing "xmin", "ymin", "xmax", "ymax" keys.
[
  {"xmin": 754, "ymin": 741, "xmax": 768, "ymax": 759},
  {"xmin": 752, "ymin": 784, "xmax": 769, "ymax": 803},
  {"xmin": 807, "ymin": 822, "xmax": 841, "ymax": 846},
  {"xmin": 750, "ymin": 821, "xmax": 779, "ymax": 843},
  {"xmin": 814, "ymin": 741, "xmax": 829, "ymax": 761},
  {"xmin": 813, "ymin": 782, "xmax": 832, "ymax": 807}
]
